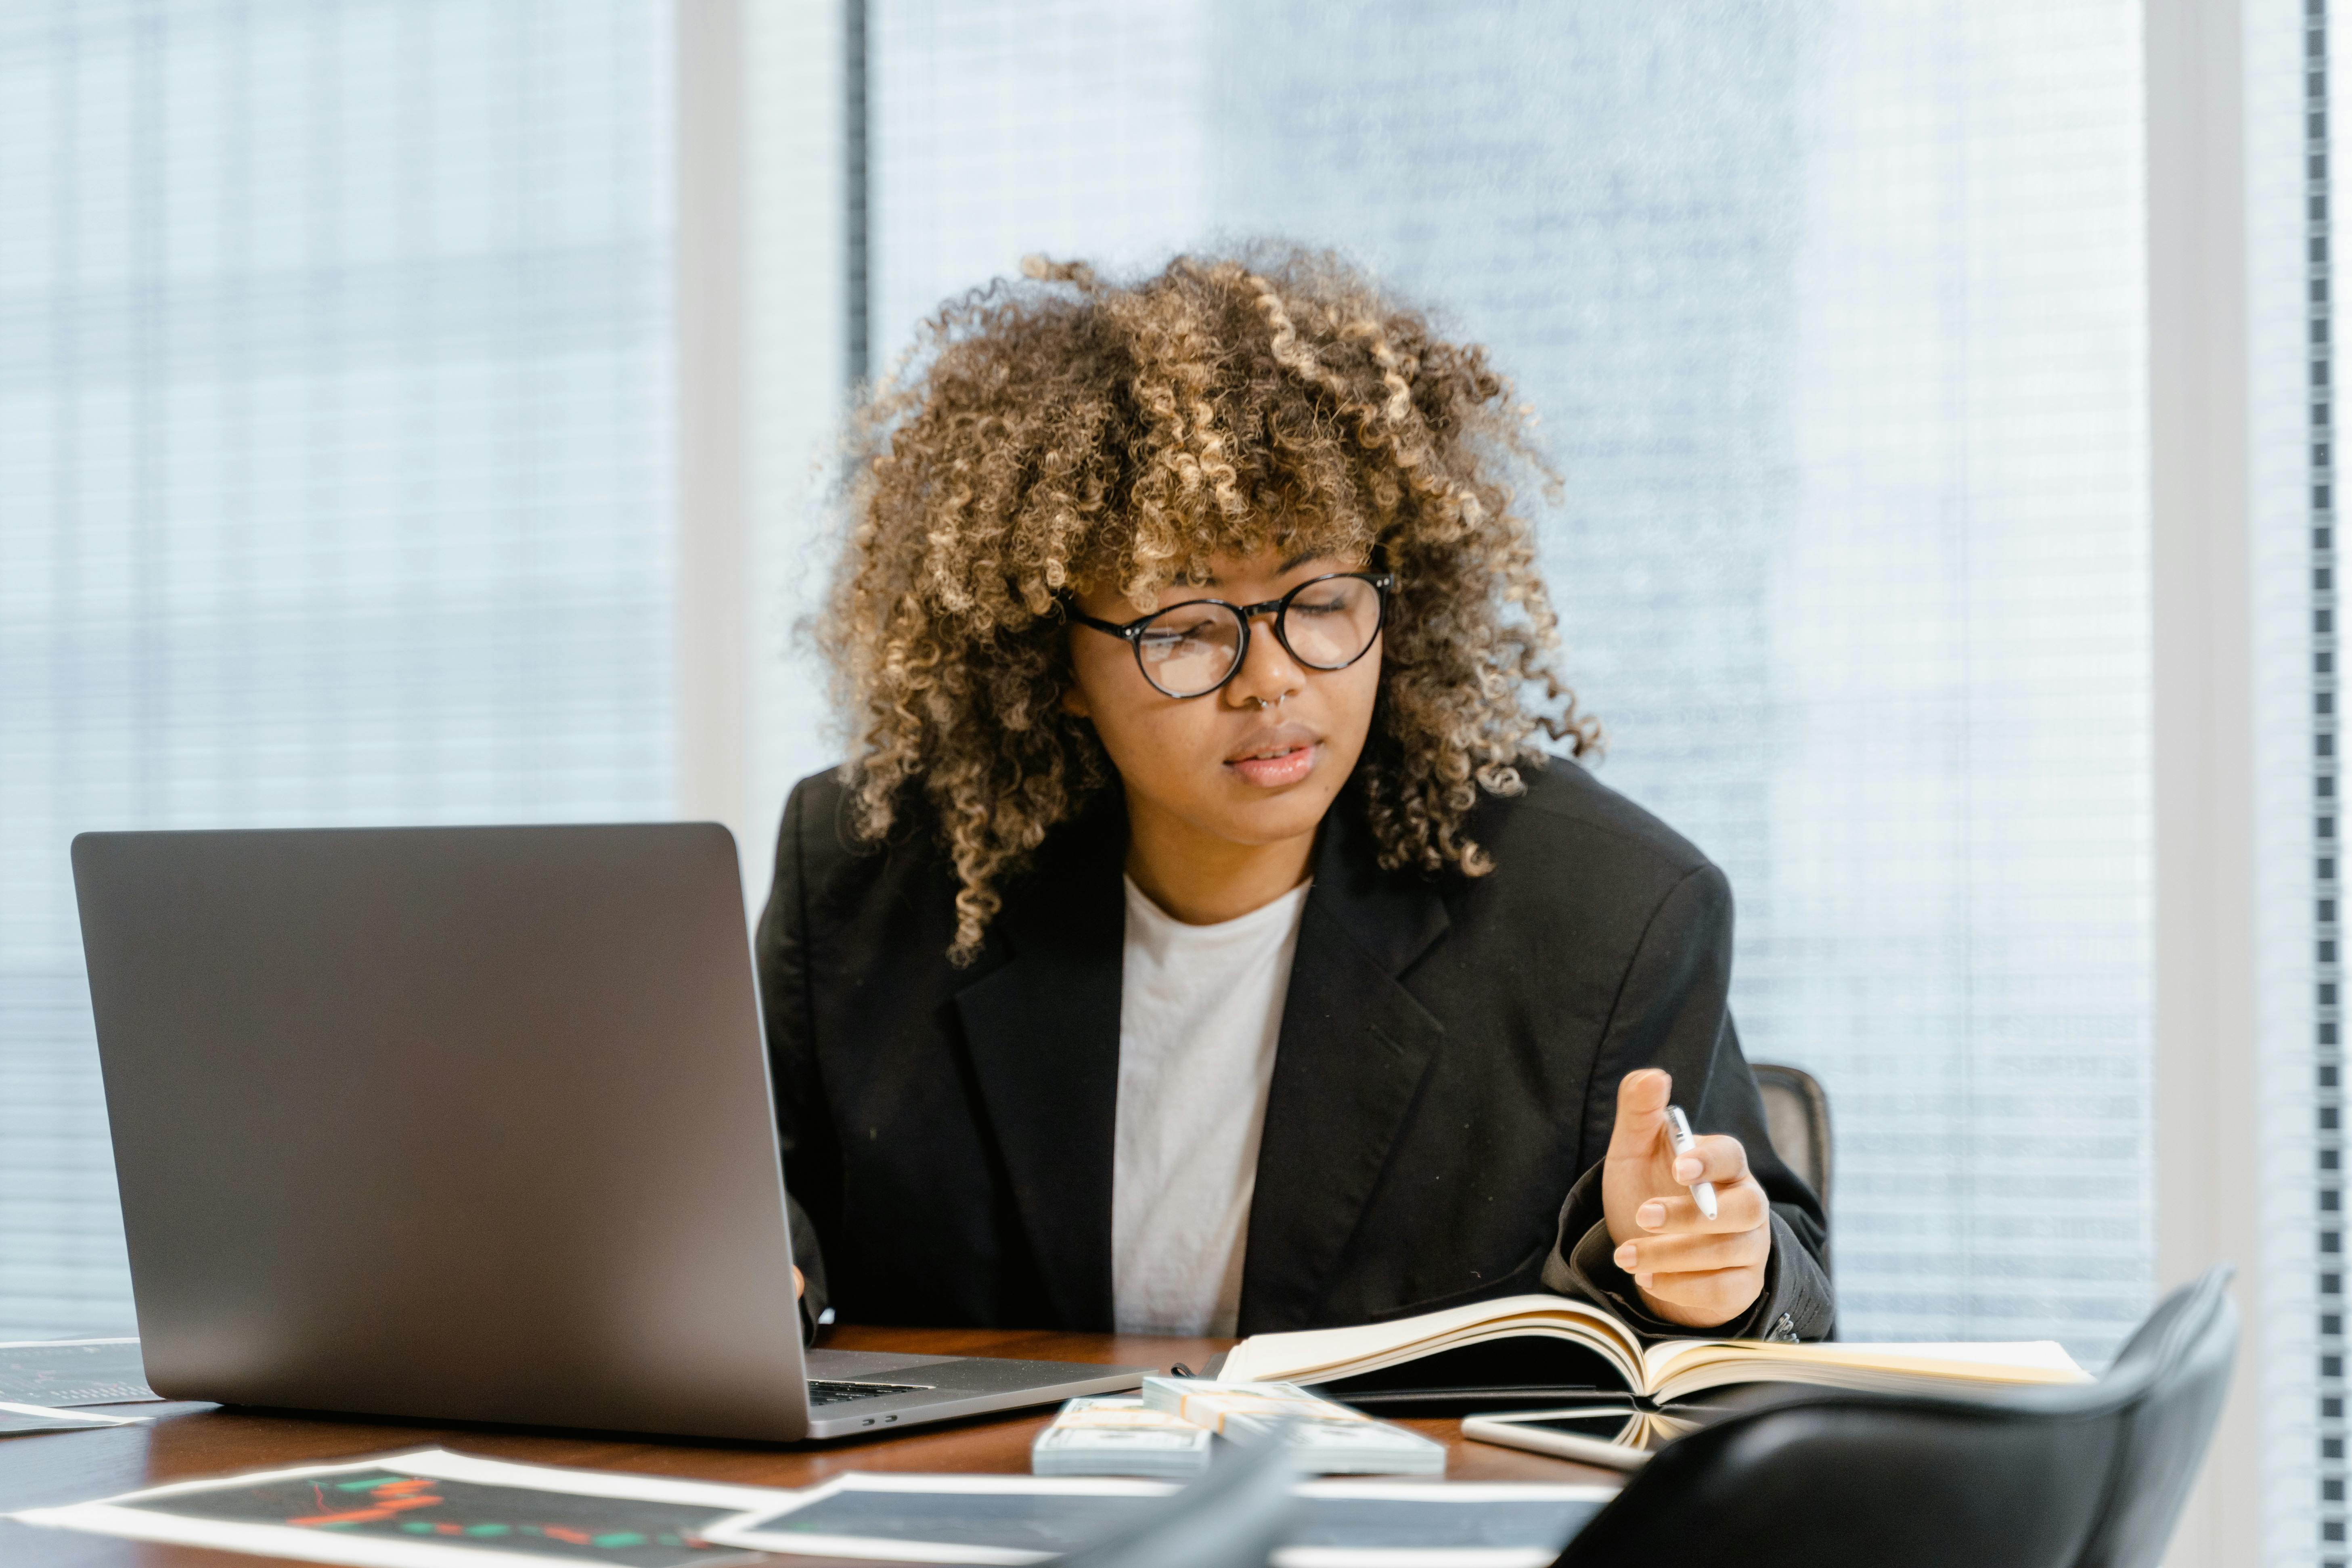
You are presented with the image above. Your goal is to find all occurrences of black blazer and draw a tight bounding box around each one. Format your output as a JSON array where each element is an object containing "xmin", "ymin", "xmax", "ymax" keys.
[{"xmin": 756, "ymin": 756, "xmax": 1833, "ymax": 1341}]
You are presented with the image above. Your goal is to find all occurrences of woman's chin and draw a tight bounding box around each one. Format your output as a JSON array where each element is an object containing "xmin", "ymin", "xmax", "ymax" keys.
[{"xmin": 1191, "ymin": 784, "xmax": 1338, "ymax": 848}]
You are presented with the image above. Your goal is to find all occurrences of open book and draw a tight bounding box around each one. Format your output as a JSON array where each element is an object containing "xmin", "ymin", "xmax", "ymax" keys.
[{"xmin": 1212, "ymin": 1293, "xmax": 2089, "ymax": 1431}]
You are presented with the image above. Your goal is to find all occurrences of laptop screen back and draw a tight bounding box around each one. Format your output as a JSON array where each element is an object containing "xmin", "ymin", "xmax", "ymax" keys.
[{"xmin": 71, "ymin": 823, "xmax": 811, "ymax": 1440}]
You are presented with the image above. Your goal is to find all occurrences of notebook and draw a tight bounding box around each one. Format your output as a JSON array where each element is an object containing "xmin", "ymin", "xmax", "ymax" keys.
[{"xmin": 1211, "ymin": 1293, "xmax": 2088, "ymax": 1418}]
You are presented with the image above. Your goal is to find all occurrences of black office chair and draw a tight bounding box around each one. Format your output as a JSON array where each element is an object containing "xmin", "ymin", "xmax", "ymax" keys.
[
  {"xmin": 1555, "ymin": 1265, "xmax": 2237, "ymax": 1568},
  {"xmin": 1053, "ymin": 1428, "xmax": 1296, "ymax": 1568},
  {"xmin": 1749, "ymin": 1061, "xmax": 1832, "ymax": 1216}
]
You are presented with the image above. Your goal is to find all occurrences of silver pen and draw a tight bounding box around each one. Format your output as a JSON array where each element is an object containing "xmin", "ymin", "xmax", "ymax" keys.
[{"xmin": 1663, "ymin": 1104, "xmax": 1717, "ymax": 1220}]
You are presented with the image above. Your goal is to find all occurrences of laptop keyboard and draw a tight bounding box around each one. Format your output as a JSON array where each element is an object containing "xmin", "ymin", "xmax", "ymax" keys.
[{"xmin": 808, "ymin": 1378, "xmax": 930, "ymax": 1407}]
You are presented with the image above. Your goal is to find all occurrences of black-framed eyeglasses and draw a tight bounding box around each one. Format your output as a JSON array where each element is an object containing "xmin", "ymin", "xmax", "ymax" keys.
[{"xmin": 1067, "ymin": 572, "xmax": 1394, "ymax": 700}]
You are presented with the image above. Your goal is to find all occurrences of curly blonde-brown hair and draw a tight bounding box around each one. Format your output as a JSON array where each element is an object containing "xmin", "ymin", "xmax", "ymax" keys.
[{"xmin": 824, "ymin": 245, "xmax": 1598, "ymax": 962}]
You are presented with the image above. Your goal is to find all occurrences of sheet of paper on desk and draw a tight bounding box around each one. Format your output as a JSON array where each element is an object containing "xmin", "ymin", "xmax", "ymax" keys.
[
  {"xmin": 0, "ymin": 1400, "xmax": 149, "ymax": 1436},
  {"xmin": 701, "ymin": 1472, "xmax": 1618, "ymax": 1568},
  {"xmin": 0, "ymin": 1337, "xmax": 159, "ymax": 1406},
  {"xmin": 10, "ymin": 1445, "xmax": 789, "ymax": 1567}
]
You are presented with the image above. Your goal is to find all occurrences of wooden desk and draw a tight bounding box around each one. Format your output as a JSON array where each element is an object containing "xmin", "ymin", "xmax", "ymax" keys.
[{"xmin": 0, "ymin": 1326, "xmax": 1624, "ymax": 1566}]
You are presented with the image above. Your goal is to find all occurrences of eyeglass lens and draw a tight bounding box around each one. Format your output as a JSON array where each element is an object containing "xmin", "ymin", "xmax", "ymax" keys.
[{"xmin": 1134, "ymin": 575, "xmax": 1383, "ymax": 697}]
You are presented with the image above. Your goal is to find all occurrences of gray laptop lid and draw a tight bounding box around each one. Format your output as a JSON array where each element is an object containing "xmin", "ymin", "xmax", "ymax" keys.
[{"xmin": 70, "ymin": 823, "xmax": 814, "ymax": 1441}]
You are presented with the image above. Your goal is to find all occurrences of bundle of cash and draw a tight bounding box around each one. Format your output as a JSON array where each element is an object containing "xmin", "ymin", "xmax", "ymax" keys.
[
  {"xmin": 1031, "ymin": 1395, "xmax": 1216, "ymax": 1478},
  {"xmin": 1138, "ymin": 1376, "xmax": 1446, "ymax": 1475}
]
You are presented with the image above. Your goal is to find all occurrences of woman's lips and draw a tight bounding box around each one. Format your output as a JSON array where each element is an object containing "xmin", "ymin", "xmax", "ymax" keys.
[{"xmin": 1227, "ymin": 743, "xmax": 1318, "ymax": 788}]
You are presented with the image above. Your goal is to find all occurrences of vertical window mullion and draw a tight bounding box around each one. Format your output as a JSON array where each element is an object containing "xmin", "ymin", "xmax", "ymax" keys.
[{"xmin": 2314, "ymin": 2, "xmax": 2346, "ymax": 1559}]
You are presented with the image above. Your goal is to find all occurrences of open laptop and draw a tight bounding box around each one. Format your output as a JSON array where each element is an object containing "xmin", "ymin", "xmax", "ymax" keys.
[{"xmin": 69, "ymin": 823, "xmax": 1148, "ymax": 1441}]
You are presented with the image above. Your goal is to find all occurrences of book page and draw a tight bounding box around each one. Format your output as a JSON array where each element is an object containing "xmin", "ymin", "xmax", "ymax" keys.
[
  {"xmin": 1219, "ymin": 1296, "xmax": 1644, "ymax": 1390},
  {"xmin": 1642, "ymin": 1337, "xmax": 2090, "ymax": 1402}
]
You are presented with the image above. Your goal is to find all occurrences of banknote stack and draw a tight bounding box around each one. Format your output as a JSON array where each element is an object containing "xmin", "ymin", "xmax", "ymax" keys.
[
  {"xmin": 1138, "ymin": 1376, "xmax": 1446, "ymax": 1475},
  {"xmin": 1030, "ymin": 1395, "xmax": 1216, "ymax": 1479}
]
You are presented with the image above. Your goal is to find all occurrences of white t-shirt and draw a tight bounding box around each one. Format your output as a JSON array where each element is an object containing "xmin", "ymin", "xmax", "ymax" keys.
[{"xmin": 1111, "ymin": 874, "xmax": 1312, "ymax": 1337}]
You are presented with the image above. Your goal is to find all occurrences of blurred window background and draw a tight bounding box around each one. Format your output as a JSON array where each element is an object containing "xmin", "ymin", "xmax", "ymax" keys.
[
  {"xmin": 2, "ymin": 2, "xmax": 2327, "ymax": 1559},
  {"xmin": 0, "ymin": 0, "xmax": 2157, "ymax": 1357},
  {"xmin": 824, "ymin": 0, "xmax": 2158, "ymax": 1359},
  {"xmin": 0, "ymin": 0, "xmax": 676, "ymax": 1335}
]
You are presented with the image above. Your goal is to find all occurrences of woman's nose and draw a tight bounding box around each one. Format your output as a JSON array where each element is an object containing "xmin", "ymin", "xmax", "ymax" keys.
[{"xmin": 1224, "ymin": 613, "xmax": 1304, "ymax": 708}]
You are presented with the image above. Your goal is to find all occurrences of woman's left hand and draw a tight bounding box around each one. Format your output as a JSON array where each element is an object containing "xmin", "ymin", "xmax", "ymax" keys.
[{"xmin": 1600, "ymin": 1068, "xmax": 1771, "ymax": 1329}]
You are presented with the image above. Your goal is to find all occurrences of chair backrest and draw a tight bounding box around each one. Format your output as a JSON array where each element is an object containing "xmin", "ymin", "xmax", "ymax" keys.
[
  {"xmin": 1554, "ymin": 1265, "xmax": 2238, "ymax": 1568},
  {"xmin": 1053, "ymin": 1429, "xmax": 1296, "ymax": 1568},
  {"xmin": 1749, "ymin": 1061, "xmax": 1832, "ymax": 1213},
  {"xmin": 2070, "ymin": 1265, "xmax": 2238, "ymax": 1568}
]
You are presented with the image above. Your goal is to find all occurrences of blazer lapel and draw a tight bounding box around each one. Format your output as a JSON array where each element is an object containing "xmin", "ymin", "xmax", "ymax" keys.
[
  {"xmin": 953, "ymin": 804, "xmax": 1125, "ymax": 1330},
  {"xmin": 1238, "ymin": 805, "xmax": 1451, "ymax": 1333}
]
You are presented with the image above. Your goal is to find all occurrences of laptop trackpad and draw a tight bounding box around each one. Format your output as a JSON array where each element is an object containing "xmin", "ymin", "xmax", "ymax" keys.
[{"xmin": 805, "ymin": 1348, "xmax": 959, "ymax": 1380}]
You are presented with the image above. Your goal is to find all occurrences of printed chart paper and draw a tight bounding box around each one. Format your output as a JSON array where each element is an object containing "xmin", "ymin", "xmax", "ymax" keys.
[
  {"xmin": 11, "ymin": 1446, "xmax": 789, "ymax": 1568},
  {"xmin": 702, "ymin": 1472, "xmax": 1617, "ymax": 1568},
  {"xmin": 0, "ymin": 1338, "xmax": 159, "ymax": 1406},
  {"xmin": 0, "ymin": 1401, "xmax": 149, "ymax": 1436}
]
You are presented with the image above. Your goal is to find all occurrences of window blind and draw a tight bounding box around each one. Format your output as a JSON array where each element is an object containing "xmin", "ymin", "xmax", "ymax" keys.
[
  {"xmin": 2251, "ymin": 1, "xmax": 2339, "ymax": 1561},
  {"xmin": 0, "ymin": 0, "xmax": 676, "ymax": 1338},
  {"xmin": 848, "ymin": 0, "xmax": 2155, "ymax": 1360}
]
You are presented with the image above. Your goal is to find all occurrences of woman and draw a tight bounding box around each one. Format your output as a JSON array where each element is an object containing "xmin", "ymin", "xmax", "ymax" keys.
[{"xmin": 758, "ymin": 249, "xmax": 1831, "ymax": 1344}]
